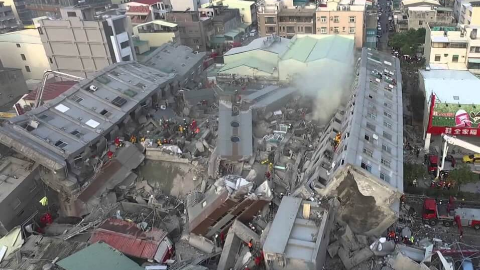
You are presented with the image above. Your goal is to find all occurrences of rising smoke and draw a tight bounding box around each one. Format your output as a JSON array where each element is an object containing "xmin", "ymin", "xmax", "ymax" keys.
[{"xmin": 291, "ymin": 59, "xmax": 356, "ymax": 124}]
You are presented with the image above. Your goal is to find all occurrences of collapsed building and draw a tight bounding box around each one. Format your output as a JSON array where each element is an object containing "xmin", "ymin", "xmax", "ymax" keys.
[
  {"xmin": 263, "ymin": 196, "xmax": 336, "ymax": 270},
  {"xmin": 187, "ymin": 175, "xmax": 272, "ymax": 238},
  {"xmin": 0, "ymin": 62, "xmax": 175, "ymax": 215},
  {"xmin": 297, "ymin": 48, "xmax": 404, "ymax": 236}
]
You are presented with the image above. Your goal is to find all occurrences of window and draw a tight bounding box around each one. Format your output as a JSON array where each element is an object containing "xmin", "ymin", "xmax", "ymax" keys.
[
  {"xmin": 67, "ymin": 11, "xmax": 76, "ymax": 17},
  {"xmin": 113, "ymin": 19, "xmax": 126, "ymax": 34},
  {"xmin": 384, "ymin": 111, "xmax": 392, "ymax": 118},
  {"xmin": 120, "ymin": 41, "xmax": 129, "ymax": 49},
  {"xmin": 305, "ymin": 26, "xmax": 312, "ymax": 33},
  {"xmin": 37, "ymin": 27, "xmax": 43, "ymax": 35},
  {"xmin": 383, "ymin": 131, "xmax": 392, "ymax": 141},
  {"xmin": 54, "ymin": 140, "xmax": 68, "ymax": 149},
  {"xmin": 384, "ymin": 120, "xmax": 392, "ymax": 129},
  {"xmin": 321, "ymin": 16, "xmax": 327, "ymax": 22},
  {"xmin": 435, "ymin": 54, "xmax": 441, "ymax": 61},
  {"xmin": 367, "ymin": 112, "xmax": 376, "ymax": 119},
  {"xmin": 380, "ymin": 172, "xmax": 390, "ymax": 182},
  {"xmin": 381, "ymin": 158, "xmax": 391, "ymax": 168},
  {"xmin": 343, "ymin": 27, "xmax": 346, "ymax": 32},
  {"xmin": 122, "ymin": 55, "xmax": 130, "ymax": 61},
  {"xmin": 11, "ymin": 198, "xmax": 21, "ymax": 210},
  {"xmin": 452, "ymin": 55, "xmax": 459, "ymax": 63},
  {"xmin": 349, "ymin": 27, "xmax": 355, "ymax": 34},
  {"xmin": 49, "ymin": 57, "xmax": 53, "ymax": 64},
  {"xmin": 334, "ymin": 27, "xmax": 339, "ymax": 33},
  {"xmin": 470, "ymin": 46, "xmax": 480, "ymax": 53},
  {"xmin": 419, "ymin": 20, "xmax": 423, "ymax": 26},
  {"xmin": 349, "ymin": 16, "xmax": 356, "ymax": 22},
  {"xmin": 384, "ymin": 102, "xmax": 392, "ymax": 109},
  {"xmin": 70, "ymin": 130, "xmax": 83, "ymax": 138},
  {"xmin": 334, "ymin": 16, "xmax": 339, "ymax": 23},
  {"xmin": 363, "ymin": 148, "xmax": 373, "ymax": 157},
  {"xmin": 25, "ymin": 66, "xmax": 30, "ymax": 72},
  {"xmin": 100, "ymin": 109, "xmax": 110, "ymax": 117},
  {"xmin": 382, "ymin": 144, "xmax": 391, "ymax": 153},
  {"xmin": 366, "ymin": 122, "xmax": 376, "ymax": 131},
  {"xmin": 364, "ymin": 134, "xmax": 370, "ymax": 141},
  {"xmin": 71, "ymin": 95, "xmax": 83, "ymax": 103},
  {"xmin": 193, "ymin": 39, "xmax": 199, "ymax": 44},
  {"xmin": 21, "ymin": 54, "xmax": 26, "ymax": 61},
  {"xmin": 16, "ymin": 43, "xmax": 20, "ymax": 48},
  {"xmin": 320, "ymin": 27, "xmax": 327, "ymax": 34},
  {"xmin": 361, "ymin": 162, "xmax": 372, "ymax": 172}
]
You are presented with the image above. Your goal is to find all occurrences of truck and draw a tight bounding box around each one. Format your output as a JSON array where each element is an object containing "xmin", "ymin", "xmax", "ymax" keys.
[{"xmin": 422, "ymin": 197, "xmax": 480, "ymax": 230}]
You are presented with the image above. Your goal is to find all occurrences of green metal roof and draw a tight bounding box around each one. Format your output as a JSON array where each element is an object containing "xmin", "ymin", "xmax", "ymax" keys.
[
  {"xmin": 281, "ymin": 35, "xmax": 354, "ymax": 63},
  {"xmin": 219, "ymin": 57, "xmax": 277, "ymax": 74},
  {"xmin": 225, "ymin": 29, "xmax": 242, "ymax": 38},
  {"xmin": 57, "ymin": 242, "xmax": 143, "ymax": 270}
]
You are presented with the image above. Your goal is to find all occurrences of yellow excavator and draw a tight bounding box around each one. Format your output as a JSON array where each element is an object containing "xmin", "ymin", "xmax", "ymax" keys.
[{"xmin": 0, "ymin": 112, "xmax": 16, "ymax": 119}]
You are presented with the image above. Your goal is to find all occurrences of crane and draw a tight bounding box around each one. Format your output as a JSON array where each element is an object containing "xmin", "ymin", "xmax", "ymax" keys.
[
  {"xmin": 437, "ymin": 134, "xmax": 480, "ymax": 178},
  {"xmin": 34, "ymin": 70, "xmax": 83, "ymax": 109}
]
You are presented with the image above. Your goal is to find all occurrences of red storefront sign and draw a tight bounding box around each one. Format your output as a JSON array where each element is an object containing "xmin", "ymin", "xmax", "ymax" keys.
[{"xmin": 427, "ymin": 94, "xmax": 480, "ymax": 136}]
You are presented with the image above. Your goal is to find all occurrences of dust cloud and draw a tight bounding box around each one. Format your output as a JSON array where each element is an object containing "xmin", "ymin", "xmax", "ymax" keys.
[{"xmin": 291, "ymin": 60, "xmax": 356, "ymax": 124}]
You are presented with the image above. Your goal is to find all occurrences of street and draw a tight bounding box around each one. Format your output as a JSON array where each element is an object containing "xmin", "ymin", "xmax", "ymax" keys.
[{"xmin": 376, "ymin": 0, "xmax": 392, "ymax": 52}]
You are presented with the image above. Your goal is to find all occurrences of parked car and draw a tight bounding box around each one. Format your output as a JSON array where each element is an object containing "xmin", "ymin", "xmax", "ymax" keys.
[{"xmin": 463, "ymin": 153, "xmax": 480, "ymax": 163}]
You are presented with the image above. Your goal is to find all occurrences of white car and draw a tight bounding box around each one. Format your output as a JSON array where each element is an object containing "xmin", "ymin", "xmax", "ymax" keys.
[{"xmin": 249, "ymin": 29, "xmax": 257, "ymax": 37}]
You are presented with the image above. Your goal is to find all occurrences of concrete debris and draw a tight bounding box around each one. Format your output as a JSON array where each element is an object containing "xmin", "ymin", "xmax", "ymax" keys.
[
  {"xmin": 338, "ymin": 246, "xmax": 374, "ymax": 270},
  {"xmin": 187, "ymin": 234, "xmax": 221, "ymax": 254},
  {"xmin": 387, "ymin": 252, "xmax": 430, "ymax": 270},
  {"xmin": 339, "ymin": 225, "xmax": 362, "ymax": 252},
  {"xmin": 328, "ymin": 241, "xmax": 340, "ymax": 258}
]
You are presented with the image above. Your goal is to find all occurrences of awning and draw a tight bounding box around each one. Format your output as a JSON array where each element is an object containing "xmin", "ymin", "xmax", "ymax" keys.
[
  {"xmin": 468, "ymin": 58, "xmax": 480, "ymax": 64},
  {"xmin": 224, "ymin": 29, "xmax": 242, "ymax": 39},
  {"xmin": 211, "ymin": 36, "xmax": 225, "ymax": 45}
]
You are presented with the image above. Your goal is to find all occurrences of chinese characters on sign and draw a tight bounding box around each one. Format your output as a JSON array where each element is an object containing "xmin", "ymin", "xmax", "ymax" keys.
[{"xmin": 444, "ymin": 127, "xmax": 478, "ymax": 136}]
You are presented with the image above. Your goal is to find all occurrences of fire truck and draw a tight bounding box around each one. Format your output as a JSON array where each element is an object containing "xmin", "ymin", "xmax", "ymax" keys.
[{"xmin": 422, "ymin": 197, "xmax": 480, "ymax": 231}]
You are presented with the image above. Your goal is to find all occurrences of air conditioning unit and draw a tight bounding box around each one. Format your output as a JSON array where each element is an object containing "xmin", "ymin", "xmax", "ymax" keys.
[{"xmin": 89, "ymin": 85, "xmax": 98, "ymax": 91}]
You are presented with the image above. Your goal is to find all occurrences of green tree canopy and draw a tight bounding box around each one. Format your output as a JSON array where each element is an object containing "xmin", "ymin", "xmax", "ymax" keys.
[
  {"xmin": 404, "ymin": 163, "xmax": 427, "ymax": 182},
  {"xmin": 447, "ymin": 164, "xmax": 477, "ymax": 188},
  {"xmin": 389, "ymin": 28, "xmax": 426, "ymax": 56}
]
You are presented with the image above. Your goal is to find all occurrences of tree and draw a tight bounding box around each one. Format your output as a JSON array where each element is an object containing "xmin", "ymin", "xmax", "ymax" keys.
[
  {"xmin": 404, "ymin": 163, "xmax": 427, "ymax": 184},
  {"xmin": 447, "ymin": 164, "xmax": 477, "ymax": 190},
  {"xmin": 388, "ymin": 28, "xmax": 426, "ymax": 57}
]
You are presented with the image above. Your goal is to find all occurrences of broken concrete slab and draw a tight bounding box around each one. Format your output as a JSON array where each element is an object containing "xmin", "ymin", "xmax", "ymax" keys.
[
  {"xmin": 187, "ymin": 234, "xmax": 220, "ymax": 254},
  {"xmin": 339, "ymin": 225, "xmax": 362, "ymax": 252},
  {"xmin": 338, "ymin": 246, "xmax": 374, "ymax": 270},
  {"xmin": 327, "ymin": 241, "xmax": 340, "ymax": 258},
  {"xmin": 356, "ymin": 235, "xmax": 369, "ymax": 247},
  {"xmin": 388, "ymin": 252, "xmax": 430, "ymax": 270}
]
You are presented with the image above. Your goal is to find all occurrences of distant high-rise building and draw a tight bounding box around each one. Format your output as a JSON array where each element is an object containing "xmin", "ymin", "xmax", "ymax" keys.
[
  {"xmin": 36, "ymin": 5, "xmax": 136, "ymax": 78},
  {"xmin": 2, "ymin": 0, "xmax": 33, "ymax": 25},
  {"xmin": 0, "ymin": 1, "xmax": 21, "ymax": 34},
  {"xmin": 25, "ymin": 0, "xmax": 111, "ymax": 18}
]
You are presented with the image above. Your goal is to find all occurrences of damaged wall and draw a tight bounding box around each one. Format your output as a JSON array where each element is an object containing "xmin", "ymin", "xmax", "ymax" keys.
[{"xmin": 320, "ymin": 165, "xmax": 402, "ymax": 236}]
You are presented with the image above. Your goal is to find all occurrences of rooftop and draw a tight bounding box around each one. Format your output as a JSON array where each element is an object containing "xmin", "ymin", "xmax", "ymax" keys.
[
  {"xmin": 224, "ymin": 36, "xmax": 290, "ymax": 56},
  {"xmin": 132, "ymin": 0, "xmax": 163, "ymax": 5},
  {"xmin": 263, "ymin": 197, "xmax": 331, "ymax": 263},
  {"xmin": 57, "ymin": 242, "xmax": 144, "ymax": 270},
  {"xmin": 0, "ymin": 62, "xmax": 174, "ymax": 170},
  {"xmin": 218, "ymin": 100, "xmax": 253, "ymax": 160},
  {"xmin": 141, "ymin": 43, "xmax": 206, "ymax": 78},
  {"xmin": 420, "ymin": 69, "xmax": 480, "ymax": 104},
  {"xmin": 89, "ymin": 218, "xmax": 168, "ymax": 261},
  {"xmin": 334, "ymin": 48, "xmax": 404, "ymax": 192},
  {"xmin": 23, "ymin": 81, "xmax": 78, "ymax": 101},
  {"xmin": 401, "ymin": 0, "xmax": 441, "ymax": 6},
  {"xmin": 0, "ymin": 29, "xmax": 42, "ymax": 44},
  {"xmin": 281, "ymin": 35, "xmax": 355, "ymax": 63},
  {"xmin": 0, "ymin": 156, "xmax": 37, "ymax": 203}
]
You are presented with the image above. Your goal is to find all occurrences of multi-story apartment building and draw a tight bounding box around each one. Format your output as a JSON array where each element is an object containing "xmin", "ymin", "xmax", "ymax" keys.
[
  {"xmin": 200, "ymin": 6, "xmax": 242, "ymax": 41},
  {"xmin": 125, "ymin": 0, "xmax": 171, "ymax": 26},
  {"xmin": 0, "ymin": 64, "xmax": 29, "ymax": 110},
  {"xmin": 2, "ymin": 0, "xmax": 32, "ymax": 25},
  {"xmin": 458, "ymin": 0, "xmax": 480, "ymax": 25},
  {"xmin": 26, "ymin": 0, "xmax": 110, "ymax": 18},
  {"xmin": 0, "ymin": 1, "xmax": 20, "ymax": 34},
  {"xmin": 36, "ymin": 5, "xmax": 135, "ymax": 78},
  {"xmin": 208, "ymin": 0, "xmax": 257, "ymax": 25},
  {"xmin": 165, "ymin": 11, "xmax": 215, "ymax": 51},
  {"xmin": 0, "ymin": 29, "xmax": 50, "ymax": 80},
  {"xmin": 424, "ymin": 23, "xmax": 480, "ymax": 73},
  {"xmin": 133, "ymin": 20, "xmax": 180, "ymax": 47},
  {"xmin": 316, "ymin": 0, "xmax": 366, "ymax": 48},
  {"xmin": 257, "ymin": 0, "xmax": 316, "ymax": 38},
  {"xmin": 396, "ymin": 0, "xmax": 453, "ymax": 31}
]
